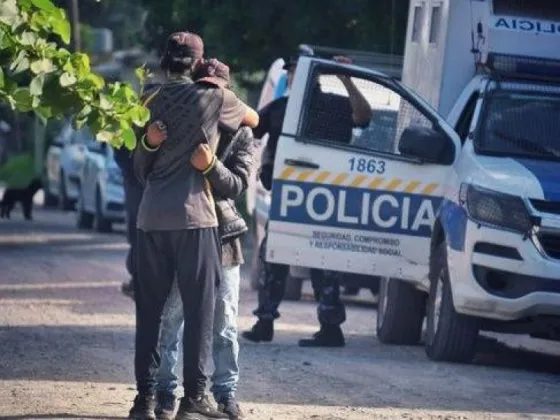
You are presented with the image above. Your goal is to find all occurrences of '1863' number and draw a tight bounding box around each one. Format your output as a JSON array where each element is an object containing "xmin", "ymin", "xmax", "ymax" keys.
[{"xmin": 349, "ymin": 158, "xmax": 386, "ymax": 174}]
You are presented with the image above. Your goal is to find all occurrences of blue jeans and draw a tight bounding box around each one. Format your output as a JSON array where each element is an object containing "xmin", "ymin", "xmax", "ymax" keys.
[{"xmin": 156, "ymin": 265, "xmax": 241, "ymax": 400}]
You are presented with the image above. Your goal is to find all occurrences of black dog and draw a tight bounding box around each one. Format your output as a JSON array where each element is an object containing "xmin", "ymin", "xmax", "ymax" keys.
[{"xmin": 0, "ymin": 178, "xmax": 42, "ymax": 220}]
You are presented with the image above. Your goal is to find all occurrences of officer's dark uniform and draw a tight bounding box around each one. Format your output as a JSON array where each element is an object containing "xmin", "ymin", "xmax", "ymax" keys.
[{"xmin": 242, "ymin": 75, "xmax": 351, "ymax": 347}]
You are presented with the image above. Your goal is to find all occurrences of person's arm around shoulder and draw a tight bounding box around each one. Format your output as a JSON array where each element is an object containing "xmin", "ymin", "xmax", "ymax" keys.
[
  {"xmin": 133, "ymin": 121, "xmax": 167, "ymax": 184},
  {"xmin": 191, "ymin": 127, "xmax": 258, "ymax": 199}
]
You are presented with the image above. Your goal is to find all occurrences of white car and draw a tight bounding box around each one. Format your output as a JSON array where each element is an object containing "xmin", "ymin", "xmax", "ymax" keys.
[
  {"xmin": 76, "ymin": 137, "xmax": 125, "ymax": 232},
  {"xmin": 43, "ymin": 121, "xmax": 89, "ymax": 210}
]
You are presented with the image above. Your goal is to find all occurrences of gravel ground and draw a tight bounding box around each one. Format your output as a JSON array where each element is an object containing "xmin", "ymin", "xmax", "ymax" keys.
[{"xmin": 0, "ymin": 204, "xmax": 559, "ymax": 420}]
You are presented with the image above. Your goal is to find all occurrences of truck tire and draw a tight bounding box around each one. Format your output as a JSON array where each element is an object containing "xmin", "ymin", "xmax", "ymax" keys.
[
  {"xmin": 283, "ymin": 275, "xmax": 303, "ymax": 301},
  {"xmin": 425, "ymin": 243, "xmax": 479, "ymax": 363},
  {"xmin": 376, "ymin": 277, "xmax": 426, "ymax": 345}
]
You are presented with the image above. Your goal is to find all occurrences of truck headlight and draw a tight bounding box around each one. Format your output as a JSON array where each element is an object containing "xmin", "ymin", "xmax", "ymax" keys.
[
  {"xmin": 460, "ymin": 184, "xmax": 532, "ymax": 234},
  {"xmin": 107, "ymin": 167, "xmax": 123, "ymax": 185}
]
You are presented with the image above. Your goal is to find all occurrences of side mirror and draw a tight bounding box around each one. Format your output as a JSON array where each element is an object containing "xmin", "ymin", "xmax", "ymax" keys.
[{"xmin": 398, "ymin": 125, "xmax": 454, "ymax": 164}]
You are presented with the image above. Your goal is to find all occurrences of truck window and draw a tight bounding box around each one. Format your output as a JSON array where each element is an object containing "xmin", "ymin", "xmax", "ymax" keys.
[
  {"xmin": 411, "ymin": 5, "xmax": 424, "ymax": 42},
  {"xmin": 299, "ymin": 67, "xmax": 435, "ymax": 156},
  {"xmin": 454, "ymin": 93, "xmax": 478, "ymax": 143},
  {"xmin": 429, "ymin": 5, "xmax": 442, "ymax": 44}
]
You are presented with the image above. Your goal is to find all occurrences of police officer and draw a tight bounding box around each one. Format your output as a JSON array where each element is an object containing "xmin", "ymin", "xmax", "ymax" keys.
[{"xmin": 242, "ymin": 54, "xmax": 372, "ymax": 347}]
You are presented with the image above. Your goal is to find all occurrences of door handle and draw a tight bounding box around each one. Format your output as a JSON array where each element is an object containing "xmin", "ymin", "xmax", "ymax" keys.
[{"xmin": 284, "ymin": 159, "xmax": 320, "ymax": 169}]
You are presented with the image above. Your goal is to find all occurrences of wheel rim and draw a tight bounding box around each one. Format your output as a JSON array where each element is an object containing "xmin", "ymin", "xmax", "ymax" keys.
[{"xmin": 377, "ymin": 277, "xmax": 390, "ymax": 330}]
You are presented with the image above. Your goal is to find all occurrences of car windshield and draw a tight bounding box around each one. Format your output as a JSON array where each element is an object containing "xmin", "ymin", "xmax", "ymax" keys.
[{"xmin": 476, "ymin": 90, "xmax": 560, "ymax": 160}]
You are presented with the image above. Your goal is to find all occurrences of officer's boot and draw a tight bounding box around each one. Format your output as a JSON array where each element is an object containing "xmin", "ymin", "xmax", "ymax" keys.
[
  {"xmin": 242, "ymin": 319, "xmax": 274, "ymax": 343},
  {"xmin": 298, "ymin": 324, "xmax": 345, "ymax": 347}
]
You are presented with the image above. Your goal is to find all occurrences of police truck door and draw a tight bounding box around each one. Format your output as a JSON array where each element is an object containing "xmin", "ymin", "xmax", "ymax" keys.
[{"xmin": 266, "ymin": 56, "xmax": 461, "ymax": 282}]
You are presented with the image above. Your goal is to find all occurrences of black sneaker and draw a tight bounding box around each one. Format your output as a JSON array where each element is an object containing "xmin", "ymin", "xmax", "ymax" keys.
[
  {"xmin": 298, "ymin": 325, "xmax": 345, "ymax": 347},
  {"xmin": 241, "ymin": 319, "xmax": 273, "ymax": 343},
  {"xmin": 128, "ymin": 394, "xmax": 156, "ymax": 420},
  {"xmin": 217, "ymin": 396, "xmax": 244, "ymax": 420},
  {"xmin": 155, "ymin": 391, "xmax": 177, "ymax": 420},
  {"xmin": 175, "ymin": 395, "xmax": 229, "ymax": 419}
]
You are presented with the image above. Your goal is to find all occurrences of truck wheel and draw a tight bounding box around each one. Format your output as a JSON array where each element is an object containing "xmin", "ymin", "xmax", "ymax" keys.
[
  {"xmin": 425, "ymin": 243, "xmax": 479, "ymax": 363},
  {"xmin": 376, "ymin": 277, "xmax": 426, "ymax": 345},
  {"xmin": 283, "ymin": 275, "xmax": 303, "ymax": 301}
]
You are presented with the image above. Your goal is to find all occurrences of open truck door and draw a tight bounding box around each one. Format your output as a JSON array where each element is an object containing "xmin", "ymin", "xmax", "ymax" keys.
[{"xmin": 266, "ymin": 56, "xmax": 461, "ymax": 283}]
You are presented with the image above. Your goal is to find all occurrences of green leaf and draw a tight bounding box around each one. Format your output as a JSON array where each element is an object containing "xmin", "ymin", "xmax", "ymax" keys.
[
  {"xmin": 19, "ymin": 31, "xmax": 38, "ymax": 46},
  {"xmin": 131, "ymin": 105, "xmax": 150, "ymax": 127},
  {"xmin": 122, "ymin": 127, "xmax": 137, "ymax": 150},
  {"xmin": 87, "ymin": 110, "xmax": 105, "ymax": 134},
  {"xmin": 135, "ymin": 66, "xmax": 146, "ymax": 84},
  {"xmin": 32, "ymin": 95, "xmax": 41, "ymax": 109},
  {"xmin": 30, "ymin": 74, "xmax": 45, "ymax": 96},
  {"xmin": 30, "ymin": 58, "xmax": 54, "ymax": 74},
  {"xmin": 35, "ymin": 106, "xmax": 51, "ymax": 125},
  {"xmin": 99, "ymin": 94, "xmax": 113, "ymax": 111},
  {"xmin": 51, "ymin": 16, "xmax": 71, "ymax": 45},
  {"xmin": 10, "ymin": 51, "xmax": 30, "ymax": 74},
  {"xmin": 29, "ymin": 11, "xmax": 49, "ymax": 31},
  {"xmin": 83, "ymin": 73, "xmax": 104, "ymax": 89},
  {"xmin": 12, "ymin": 88, "xmax": 33, "ymax": 112},
  {"xmin": 77, "ymin": 104, "xmax": 92, "ymax": 119},
  {"xmin": 72, "ymin": 53, "xmax": 90, "ymax": 77},
  {"xmin": 19, "ymin": 0, "xmax": 34, "ymax": 10},
  {"xmin": 0, "ymin": 0, "xmax": 19, "ymax": 26},
  {"xmin": 96, "ymin": 130, "xmax": 113, "ymax": 143},
  {"xmin": 5, "ymin": 95, "xmax": 17, "ymax": 110},
  {"xmin": 30, "ymin": 0, "xmax": 57, "ymax": 12},
  {"xmin": 60, "ymin": 72, "xmax": 77, "ymax": 87},
  {"xmin": 0, "ymin": 67, "xmax": 4, "ymax": 89}
]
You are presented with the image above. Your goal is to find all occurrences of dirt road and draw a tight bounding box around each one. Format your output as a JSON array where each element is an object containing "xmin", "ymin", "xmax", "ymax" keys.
[{"xmin": 0, "ymin": 207, "xmax": 559, "ymax": 420}]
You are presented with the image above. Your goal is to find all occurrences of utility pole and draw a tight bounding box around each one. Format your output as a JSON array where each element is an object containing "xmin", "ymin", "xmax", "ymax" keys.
[{"xmin": 68, "ymin": 0, "xmax": 81, "ymax": 52}]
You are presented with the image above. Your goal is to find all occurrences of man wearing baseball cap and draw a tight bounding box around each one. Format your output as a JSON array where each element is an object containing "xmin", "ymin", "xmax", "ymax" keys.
[
  {"xmin": 129, "ymin": 32, "xmax": 256, "ymax": 420},
  {"xmin": 149, "ymin": 58, "xmax": 258, "ymax": 420}
]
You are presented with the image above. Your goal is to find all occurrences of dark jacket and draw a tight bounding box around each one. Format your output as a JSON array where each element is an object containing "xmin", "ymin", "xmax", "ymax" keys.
[{"xmin": 207, "ymin": 126, "xmax": 259, "ymax": 242}]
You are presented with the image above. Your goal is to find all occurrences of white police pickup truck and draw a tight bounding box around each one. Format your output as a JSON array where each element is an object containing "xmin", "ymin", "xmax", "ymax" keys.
[{"xmin": 264, "ymin": 0, "xmax": 560, "ymax": 363}]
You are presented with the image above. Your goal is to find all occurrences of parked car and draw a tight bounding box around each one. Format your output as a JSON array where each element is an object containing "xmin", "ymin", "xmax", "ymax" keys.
[
  {"xmin": 43, "ymin": 121, "xmax": 89, "ymax": 210},
  {"xmin": 76, "ymin": 136, "xmax": 125, "ymax": 233}
]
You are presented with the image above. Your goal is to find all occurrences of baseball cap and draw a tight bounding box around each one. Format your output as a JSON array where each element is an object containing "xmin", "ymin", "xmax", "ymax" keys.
[
  {"xmin": 197, "ymin": 58, "xmax": 231, "ymax": 88},
  {"xmin": 163, "ymin": 31, "xmax": 204, "ymax": 62}
]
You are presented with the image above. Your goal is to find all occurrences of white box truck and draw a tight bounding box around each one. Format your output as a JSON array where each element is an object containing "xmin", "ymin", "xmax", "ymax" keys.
[{"xmin": 262, "ymin": 0, "xmax": 560, "ymax": 363}]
